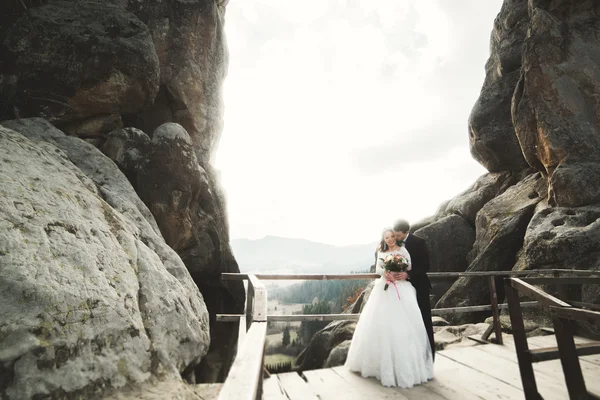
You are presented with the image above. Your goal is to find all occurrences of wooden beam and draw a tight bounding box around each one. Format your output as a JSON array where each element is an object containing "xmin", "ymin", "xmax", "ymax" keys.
[
  {"xmin": 217, "ymin": 322, "xmax": 267, "ymax": 400},
  {"xmin": 504, "ymin": 280, "xmax": 542, "ymax": 399},
  {"xmin": 222, "ymin": 269, "xmax": 600, "ymax": 281},
  {"xmin": 269, "ymin": 314, "xmax": 359, "ymax": 322},
  {"xmin": 248, "ymin": 274, "xmax": 267, "ymax": 322},
  {"xmin": 549, "ymin": 306, "xmax": 600, "ymax": 323},
  {"xmin": 530, "ymin": 342, "xmax": 600, "ymax": 363},
  {"xmin": 522, "ymin": 277, "xmax": 600, "ymax": 285},
  {"xmin": 567, "ymin": 300, "xmax": 600, "ymax": 311},
  {"xmin": 431, "ymin": 301, "xmax": 539, "ymax": 314},
  {"xmin": 551, "ymin": 268, "xmax": 600, "ymax": 275},
  {"xmin": 510, "ymin": 278, "xmax": 571, "ymax": 307},
  {"xmin": 217, "ymin": 301, "xmax": 540, "ymax": 322},
  {"xmin": 553, "ymin": 317, "xmax": 588, "ymax": 399},
  {"xmin": 488, "ymin": 276, "xmax": 503, "ymax": 345},
  {"xmin": 222, "ymin": 273, "xmax": 379, "ymax": 280}
]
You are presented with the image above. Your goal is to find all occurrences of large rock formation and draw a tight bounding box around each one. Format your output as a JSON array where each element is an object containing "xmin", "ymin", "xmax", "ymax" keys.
[
  {"xmin": 0, "ymin": 1, "xmax": 160, "ymax": 135},
  {"xmin": 424, "ymin": 0, "xmax": 600, "ymax": 329},
  {"xmin": 0, "ymin": 119, "xmax": 210, "ymax": 398},
  {"xmin": 469, "ymin": 0, "xmax": 529, "ymax": 172},
  {"xmin": 0, "ymin": 0, "xmax": 243, "ymax": 394}
]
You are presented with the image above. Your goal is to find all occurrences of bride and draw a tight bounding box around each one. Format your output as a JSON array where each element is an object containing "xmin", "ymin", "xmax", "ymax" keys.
[{"xmin": 345, "ymin": 228, "xmax": 434, "ymax": 387}]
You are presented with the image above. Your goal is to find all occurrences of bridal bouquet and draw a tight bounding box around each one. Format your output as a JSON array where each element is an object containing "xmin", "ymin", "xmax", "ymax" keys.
[{"xmin": 379, "ymin": 253, "xmax": 410, "ymax": 291}]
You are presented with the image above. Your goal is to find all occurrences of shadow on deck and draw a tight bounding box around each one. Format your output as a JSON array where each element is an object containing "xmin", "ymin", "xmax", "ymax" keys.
[{"xmin": 264, "ymin": 334, "xmax": 600, "ymax": 400}]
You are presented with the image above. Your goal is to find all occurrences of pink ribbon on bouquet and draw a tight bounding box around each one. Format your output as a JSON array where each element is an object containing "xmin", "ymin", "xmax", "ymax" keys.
[{"xmin": 386, "ymin": 279, "xmax": 401, "ymax": 300}]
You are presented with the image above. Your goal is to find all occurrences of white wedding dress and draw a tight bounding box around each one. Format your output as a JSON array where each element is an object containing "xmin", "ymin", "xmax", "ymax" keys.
[{"xmin": 345, "ymin": 247, "xmax": 434, "ymax": 387}]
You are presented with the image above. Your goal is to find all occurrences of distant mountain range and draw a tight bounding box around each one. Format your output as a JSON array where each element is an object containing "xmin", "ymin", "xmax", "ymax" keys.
[{"xmin": 230, "ymin": 236, "xmax": 377, "ymax": 274}]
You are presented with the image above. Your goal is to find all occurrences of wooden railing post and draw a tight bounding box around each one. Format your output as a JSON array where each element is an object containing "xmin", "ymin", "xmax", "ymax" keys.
[
  {"xmin": 488, "ymin": 276, "xmax": 503, "ymax": 345},
  {"xmin": 553, "ymin": 316, "xmax": 588, "ymax": 399},
  {"xmin": 553, "ymin": 270, "xmax": 567, "ymax": 300},
  {"xmin": 504, "ymin": 278, "xmax": 542, "ymax": 400},
  {"xmin": 246, "ymin": 281, "xmax": 255, "ymax": 330}
]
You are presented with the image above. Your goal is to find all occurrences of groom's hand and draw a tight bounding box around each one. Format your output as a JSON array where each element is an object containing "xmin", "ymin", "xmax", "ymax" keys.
[{"xmin": 393, "ymin": 272, "xmax": 409, "ymax": 280}]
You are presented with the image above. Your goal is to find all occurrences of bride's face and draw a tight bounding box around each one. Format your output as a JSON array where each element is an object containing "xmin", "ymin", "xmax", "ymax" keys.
[{"xmin": 383, "ymin": 231, "xmax": 396, "ymax": 247}]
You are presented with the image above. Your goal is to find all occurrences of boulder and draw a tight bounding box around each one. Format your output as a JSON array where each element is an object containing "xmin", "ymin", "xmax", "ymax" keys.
[
  {"xmin": 324, "ymin": 340, "xmax": 352, "ymax": 368},
  {"xmin": 434, "ymin": 323, "xmax": 490, "ymax": 351},
  {"xmin": 518, "ymin": 204, "xmax": 600, "ymax": 272},
  {"xmin": 415, "ymin": 215, "xmax": 475, "ymax": 302},
  {"xmin": 468, "ymin": 0, "xmax": 529, "ymax": 172},
  {"xmin": 513, "ymin": 1, "xmax": 600, "ymax": 206},
  {"xmin": 0, "ymin": 2, "xmax": 159, "ymax": 130},
  {"xmin": 295, "ymin": 321, "xmax": 356, "ymax": 371},
  {"xmin": 0, "ymin": 119, "xmax": 209, "ymax": 399},
  {"xmin": 101, "ymin": 127, "xmax": 151, "ymax": 188},
  {"xmin": 484, "ymin": 315, "xmax": 539, "ymax": 333},
  {"xmin": 432, "ymin": 317, "xmax": 450, "ymax": 327},
  {"xmin": 435, "ymin": 173, "xmax": 547, "ymax": 322},
  {"xmin": 443, "ymin": 169, "xmax": 534, "ymax": 224}
]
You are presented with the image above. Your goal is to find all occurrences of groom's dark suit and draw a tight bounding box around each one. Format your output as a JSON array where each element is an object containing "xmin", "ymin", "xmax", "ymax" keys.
[{"xmin": 403, "ymin": 233, "xmax": 435, "ymax": 360}]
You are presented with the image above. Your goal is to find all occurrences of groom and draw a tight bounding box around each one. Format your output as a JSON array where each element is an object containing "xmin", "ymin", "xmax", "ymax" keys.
[{"xmin": 392, "ymin": 219, "xmax": 435, "ymax": 360}]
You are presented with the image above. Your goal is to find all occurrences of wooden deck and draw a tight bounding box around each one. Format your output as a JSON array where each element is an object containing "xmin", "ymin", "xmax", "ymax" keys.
[{"xmin": 263, "ymin": 334, "xmax": 600, "ymax": 399}]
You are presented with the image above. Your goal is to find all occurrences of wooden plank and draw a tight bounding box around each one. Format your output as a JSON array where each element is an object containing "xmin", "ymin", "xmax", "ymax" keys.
[
  {"xmin": 330, "ymin": 367, "xmax": 412, "ymax": 399},
  {"xmin": 274, "ymin": 372, "xmax": 318, "ymax": 400},
  {"xmin": 550, "ymin": 305, "xmax": 600, "ymax": 323},
  {"xmin": 481, "ymin": 322, "xmax": 495, "ymax": 341},
  {"xmin": 430, "ymin": 353, "xmax": 525, "ymax": 399},
  {"xmin": 440, "ymin": 346, "xmax": 566, "ymax": 400},
  {"xmin": 395, "ymin": 383, "xmax": 449, "ymax": 400},
  {"xmin": 476, "ymin": 340, "xmax": 600, "ymax": 396},
  {"xmin": 302, "ymin": 369, "xmax": 367, "ymax": 400},
  {"xmin": 217, "ymin": 322, "xmax": 267, "ymax": 400},
  {"xmin": 552, "ymin": 317, "xmax": 588, "ymax": 399},
  {"xmin": 238, "ymin": 316, "xmax": 247, "ymax": 347},
  {"xmin": 510, "ymin": 278, "xmax": 571, "ymax": 307},
  {"xmin": 262, "ymin": 377, "xmax": 287, "ymax": 400},
  {"xmin": 523, "ymin": 335, "xmax": 600, "ymax": 368},
  {"xmin": 530, "ymin": 342, "xmax": 600, "ymax": 362},
  {"xmin": 488, "ymin": 276, "xmax": 503, "ymax": 345},
  {"xmin": 504, "ymin": 283, "xmax": 542, "ymax": 399}
]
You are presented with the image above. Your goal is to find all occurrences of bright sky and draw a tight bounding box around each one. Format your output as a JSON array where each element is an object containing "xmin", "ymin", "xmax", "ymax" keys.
[{"xmin": 214, "ymin": 0, "xmax": 502, "ymax": 246}]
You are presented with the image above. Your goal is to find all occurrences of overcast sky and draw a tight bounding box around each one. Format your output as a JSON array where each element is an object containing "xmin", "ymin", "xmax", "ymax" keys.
[{"xmin": 214, "ymin": 0, "xmax": 503, "ymax": 246}]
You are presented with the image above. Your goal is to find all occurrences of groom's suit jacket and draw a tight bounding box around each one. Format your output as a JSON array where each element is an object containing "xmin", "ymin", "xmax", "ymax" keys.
[{"xmin": 404, "ymin": 234, "xmax": 432, "ymax": 290}]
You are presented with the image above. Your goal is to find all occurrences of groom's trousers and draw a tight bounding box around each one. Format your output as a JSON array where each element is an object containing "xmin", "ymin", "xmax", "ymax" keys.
[{"xmin": 415, "ymin": 285, "xmax": 435, "ymax": 361}]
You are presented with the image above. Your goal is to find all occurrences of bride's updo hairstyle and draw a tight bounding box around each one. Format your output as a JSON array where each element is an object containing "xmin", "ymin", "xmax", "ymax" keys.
[{"xmin": 377, "ymin": 228, "xmax": 394, "ymax": 252}]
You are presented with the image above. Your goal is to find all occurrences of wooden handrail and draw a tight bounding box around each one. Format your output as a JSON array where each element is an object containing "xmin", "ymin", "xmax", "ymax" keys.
[
  {"xmin": 218, "ymin": 274, "xmax": 268, "ymax": 400},
  {"xmin": 510, "ymin": 278, "xmax": 571, "ymax": 307},
  {"xmin": 216, "ymin": 322, "xmax": 267, "ymax": 400},
  {"xmin": 216, "ymin": 301, "xmax": 540, "ymax": 322},
  {"xmin": 221, "ymin": 269, "xmax": 600, "ymax": 281},
  {"xmin": 549, "ymin": 306, "xmax": 600, "ymax": 323}
]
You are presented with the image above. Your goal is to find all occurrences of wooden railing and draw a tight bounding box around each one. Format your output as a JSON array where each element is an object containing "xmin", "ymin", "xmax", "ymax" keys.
[
  {"xmin": 216, "ymin": 275, "xmax": 267, "ymax": 400},
  {"xmin": 505, "ymin": 276, "xmax": 600, "ymax": 400},
  {"xmin": 216, "ymin": 268, "xmax": 599, "ymax": 400}
]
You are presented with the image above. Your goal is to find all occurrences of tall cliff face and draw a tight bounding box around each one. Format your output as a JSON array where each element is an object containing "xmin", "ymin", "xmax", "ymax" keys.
[
  {"xmin": 426, "ymin": 0, "xmax": 600, "ymax": 334},
  {"xmin": 0, "ymin": 0, "xmax": 243, "ymax": 397}
]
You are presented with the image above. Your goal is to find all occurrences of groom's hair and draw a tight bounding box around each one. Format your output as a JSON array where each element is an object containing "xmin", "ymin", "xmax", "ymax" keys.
[{"xmin": 393, "ymin": 219, "xmax": 410, "ymax": 233}]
